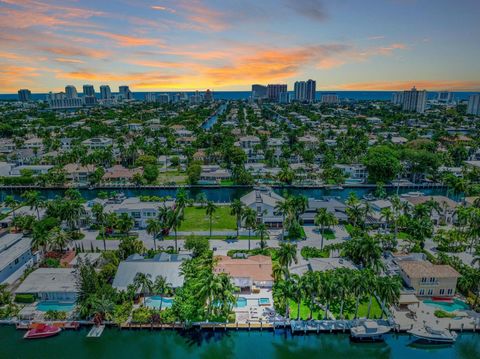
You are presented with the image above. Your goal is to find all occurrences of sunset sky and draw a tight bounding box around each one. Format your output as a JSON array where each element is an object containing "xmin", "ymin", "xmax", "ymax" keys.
[{"xmin": 1, "ymin": 0, "xmax": 479, "ymax": 93}]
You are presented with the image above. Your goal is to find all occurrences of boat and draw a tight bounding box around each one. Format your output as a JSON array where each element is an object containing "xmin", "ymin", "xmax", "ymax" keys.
[
  {"xmin": 400, "ymin": 191, "xmax": 424, "ymax": 198},
  {"xmin": 24, "ymin": 323, "xmax": 62, "ymax": 339},
  {"xmin": 350, "ymin": 320, "xmax": 391, "ymax": 342},
  {"xmin": 325, "ymin": 185, "xmax": 344, "ymax": 190},
  {"xmin": 363, "ymin": 193, "xmax": 376, "ymax": 201},
  {"xmin": 407, "ymin": 325, "xmax": 457, "ymax": 344}
]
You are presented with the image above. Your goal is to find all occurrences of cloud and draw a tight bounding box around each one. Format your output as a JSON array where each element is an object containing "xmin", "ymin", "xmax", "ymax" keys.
[
  {"xmin": 0, "ymin": 63, "xmax": 41, "ymax": 92},
  {"xmin": 85, "ymin": 30, "xmax": 163, "ymax": 47},
  {"xmin": 54, "ymin": 58, "xmax": 85, "ymax": 64},
  {"xmin": 336, "ymin": 80, "xmax": 480, "ymax": 91},
  {"xmin": 283, "ymin": 0, "xmax": 328, "ymax": 21},
  {"xmin": 151, "ymin": 5, "xmax": 176, "ymax": 13}
]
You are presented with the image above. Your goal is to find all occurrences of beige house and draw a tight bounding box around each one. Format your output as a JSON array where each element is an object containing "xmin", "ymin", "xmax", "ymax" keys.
[{"xmin": 398, "ymin": 260, "xmax": 460, "ymax": 297}]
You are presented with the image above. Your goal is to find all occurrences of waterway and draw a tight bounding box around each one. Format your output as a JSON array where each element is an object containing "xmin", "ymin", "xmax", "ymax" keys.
[
  {"xmin": 201, "ymin": 103, "xmax": 227, "ymax": 129},
  {"xmin": 0, "ymin": 326, "xmax": 478, "ymax": 359},
  {"xmin": 0, "ymin": 186, "xmax": 452, "ymax": 203}
]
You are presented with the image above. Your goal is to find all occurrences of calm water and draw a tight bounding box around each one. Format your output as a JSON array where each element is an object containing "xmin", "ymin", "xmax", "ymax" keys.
[
  {"xmin": 0, "ymin": 326, "xmax": 478, "ymax": 359},
  {"xmin": 0, "ymin": 187, "xmax": 451, "ymax": 203}
]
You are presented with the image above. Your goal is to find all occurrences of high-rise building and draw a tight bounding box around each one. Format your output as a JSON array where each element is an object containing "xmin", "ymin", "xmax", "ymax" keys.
[
  {"xmin": 267, "ymin": 84, "xmax": 287, "ymax": 102},
  {"xmin": 294, "ymin": 79, "xmax": 316, "ymax": 102},
  {"xmin": 145, "ymin": 93, "xmax": 156, "ymax": 102},
  {"xmin": 402, "ymin": 86, "xmax": 427, "ymax": 113},
  {"xmin": 18, "ymin": 89, "xmax": 31, "ymax": 102},
  {"xmin": 204, "ymin": 89, "xmax": 213, "ymax": 102},
  {"xmin": 82, "ymin": 84, "xmax": 95, "ymax": 97},
  {"xmin": 391, "ymin": 92, "xmax": 404, "ymax": 105},
  {"xmin": 47, "ymin": 92, "xmax": 83, "ymax": 109},
  {"xmin": 65, "ymin": 85, "xmax": 78, "ymax": 99},
  {"xmin": 279, "ymin": 92, "xmax": 291, "ymax": 104},
  {"xmin": 437, "ymin": 91, "xmax": 453, "ymax": 104},
  {"xmin": 158, "ymin": 94, "xmax": 170, "ymax": 104},
  {"xmin": 467, "ymin": 94, "xmax": 480, "ymax": 116},
  {"xmin": 251, "ymin": 84, "xmax": 267, "ymax": 99},
  {"xmin": 100, "ymin": 85, "xmax": 112, "ymax": 100},
  {"xmin": 321, "ymin": 93, "xmax": 339, "ymax": 104},
  {"xmin": 119, "ymin": 85, "xmax": 133, "ymax": 100}
]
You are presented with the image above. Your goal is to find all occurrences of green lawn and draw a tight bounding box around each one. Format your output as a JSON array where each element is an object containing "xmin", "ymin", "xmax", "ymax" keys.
[
  {"xmin": 397, "ymin": 232, "xmax": 410, "ymax": 240},
  {"xmin": 178, "ymin": 206, "xmax": 236, "ymax": 231},
  {"xmin": 321, "ymin": 229, "xmax": 336, "ymax": 240},
  {"xmin": 289, "ymin": 300, "xmax": 325, "ymax": 320}
]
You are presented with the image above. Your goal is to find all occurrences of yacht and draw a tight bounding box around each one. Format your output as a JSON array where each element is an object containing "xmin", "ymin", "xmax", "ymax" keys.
[
  {"xmin": 350, "ymin": 320, "xmax": 391, "ymax": 342},
  {"xmin": 408, "ymin": 325, "xmax": 457, "ymax": 344}
]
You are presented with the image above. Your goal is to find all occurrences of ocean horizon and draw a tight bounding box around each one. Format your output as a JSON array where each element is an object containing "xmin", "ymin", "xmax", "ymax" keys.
[{"xmin": 1, "ymin": 90, "xmax": 477, "ymax": 102}]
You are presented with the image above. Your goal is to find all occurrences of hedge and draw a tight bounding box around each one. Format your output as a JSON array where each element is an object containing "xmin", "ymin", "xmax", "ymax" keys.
[{"xmin": 14, "ymin": 294, "xmax": 36, "ymax": 303}]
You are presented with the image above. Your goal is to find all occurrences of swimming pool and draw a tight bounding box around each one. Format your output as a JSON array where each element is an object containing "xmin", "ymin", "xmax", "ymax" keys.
[
  {"xmin": 235, "ymin": 297, "xmax": 248, "ymax": 308},
  {"xmin": 258, "ymin": 298, "xmax": 270, "ymax": 306},
  {"xmin": 144, "ymin": 296, "xmax": 173, "ymax": 309},
  {"xmin": 423, "ymin": 298, "xmax": 469, "ymax": 312},
  {"xmin": 36, "ymin": 301, "xmax": 75, "ymax": 312}
]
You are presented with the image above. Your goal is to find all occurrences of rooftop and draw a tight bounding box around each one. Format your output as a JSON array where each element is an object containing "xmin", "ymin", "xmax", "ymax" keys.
[
  {"xmin": 398, "ymin": 260, "xmax": 460, "ymax": 279},
  {"xmin": 15, "ymin": 268, "xmax": 77, "ymax": 294},
  {"xmin": 214, "ymin": 255, "xmax": 273, "ymax": 281}
]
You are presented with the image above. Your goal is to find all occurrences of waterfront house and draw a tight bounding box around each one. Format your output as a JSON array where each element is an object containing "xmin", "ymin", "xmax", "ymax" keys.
[
  {"xmin": 81, "ymin": 137, "xmax": 113, "ymax": 150},
  {"xmin": 15, "ymin": 268, "xmax": 78, "ymax": 301},
  {"xmin": 334, "ymin": 164, "xmax": 368, "ymax": 184},
  {"xmin": 63, "ymin": 163, "xmax": 97, "ymax": 185},
  {"xmin": 398, "ymin": 260, "xmax": 460, "ymax": 298},
  {"xmin": 102, "ymin": 165, "xmax": 143, "ymax": 184},
  {"xmin": 10, "ymin": 165, "xmax": 53, "ymax": 176},
  {"xmin": 289, "ymin": 257, "xmax": 357, "ymax": 277},
  {"xmin": 402, "ymin": 195, "xmax": 458, "ymax": 225},
  {"xmin": 0, "ymin": 233, "xmax": 35, "ymax": 284},
  {"xmin": 214, "ymin": 255, "xmax": 273, "ymax": 292},
  {"xmin": 300, "ymin": 198, "xmax": 348, "ymax": 224},
  {"xmin": 112, "ymin": 253, "xmax": 191, "ymax": 292},
  {"xmin": 240, "ymin": 187, "xmax": 284, "ymax": 228}
]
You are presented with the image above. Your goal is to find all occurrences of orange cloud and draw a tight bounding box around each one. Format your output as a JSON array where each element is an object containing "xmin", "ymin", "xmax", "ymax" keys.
[
  {"xmin": 54, "ymin": 58, "xmax": 85, "ymax": 64},
  {"xmin": 151, "ymin": 5, "xmax": 176, "ymax": 13},
  {"xmin": 84, "ymin": 30, "xmax": 163, "ymax": 47},
  {"xmin": 336, "ymin": 80, "xmax": 480, "ymax": 91}
]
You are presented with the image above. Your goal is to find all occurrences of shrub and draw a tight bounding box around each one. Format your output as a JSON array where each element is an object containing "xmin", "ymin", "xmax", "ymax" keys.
[
  {"xmin": 301, "ymin": 246, "xmax": 329, "ymax": 259},
  {"xmin": 14, "ymin": 294, "xmax": 36, "ymax": 303},
  {"xmin": 434, "ymin": 310, "xmax": 456, "ymax": 319},
  {"xmin": 44, "ymin": 310, "xmax": 67, "ymax": 320}
]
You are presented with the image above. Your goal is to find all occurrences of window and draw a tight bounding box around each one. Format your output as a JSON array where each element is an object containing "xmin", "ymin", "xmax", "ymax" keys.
[
  {"xmin": 421, "ymin": 277, "xmax": 427, "ymax": 283},
  {"xmin": 439, "ymin": 289, "xmax": 445, "ymax": 295},
  {"xmin": 429, "ymin": 277, "xmax": 436, "ymax": 283},
  {"xmin": 428, "ymin": 289, "xmax": 433, "ymax": 296},
  {"xmin": 419, "ymin": 289, "xmax": 425, "ymax": 296},
  {"xmin": 131, "ymin": 212, "xmax": 141, "ymax": 219},
  {"xmin": 447, "ymin": 289, "xmax": 453, "ymax": 295},
  {"xmin": 14, "ymin": 258, "xmax": 19, "ymax": 265}
]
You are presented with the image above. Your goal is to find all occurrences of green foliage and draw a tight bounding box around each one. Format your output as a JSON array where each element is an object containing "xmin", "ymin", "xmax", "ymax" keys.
[
  {"xmin": 184, "ymin": 235, "xmax": 210, "ymax": 257},
  {"xmin": 300, "ymin": 246, "xmax": 329, "ymax": 259},
  {"xmin": 434, "ymin": 310, "xmax": 456, "ymax": 318},
  {"xmin": 186, "ymin": 161, "xmax": 202, "ymax": 185},
  {"xmin": 364, "ymin": 146, "xmax": 402, "ymax": 183},
  {"xmin": 14, "ymin": 294, "xmax": 36, "ymax": 303},
  {"xmin": 44, "ymin": 310, "xmax": 67, "ymax": 320},
  {"xmin": 143, "ymin": 164, "xmax": 159, "ymax": 183}
]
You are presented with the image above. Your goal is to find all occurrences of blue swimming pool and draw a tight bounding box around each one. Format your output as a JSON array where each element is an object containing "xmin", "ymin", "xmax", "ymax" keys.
[
  {"xmin": 235, "ymin": 297, "xmax": 248, "ymax": 308},
  {"xmin": 258, "ymin": 298, "xmax": 270, "ymax": 306},
  {"xmin": 144, "ymin": 296, "xmax": 173, "ymax": 309},
  {"xmin": 36, "ymin": 301, "xmax": 75, "ymax": 312},
  {"xmin": 423, "ymin": 298, "xmax": 469, "ymax": 312}
]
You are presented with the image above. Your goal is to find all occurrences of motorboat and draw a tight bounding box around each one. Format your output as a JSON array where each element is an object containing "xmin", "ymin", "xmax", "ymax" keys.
[
  {"xmin": 350, "ymin": 320, "xmax": 391, "ymax": 342},
  {"xmin": 400, "ymin": 191, "xmax": 424, "ymax": 198},
  {"xmin": 24, "ymin": 323, "xmax": 62, "ymax": 339},
  {"xmin": 408, "ymin": 325, "xmax": 457, "ymax": 344}
]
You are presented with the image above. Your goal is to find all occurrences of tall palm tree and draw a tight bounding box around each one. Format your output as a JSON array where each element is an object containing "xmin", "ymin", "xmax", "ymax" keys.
[
  {"xmin": 242, "ymin": 207, "xmax": 257, "ymax": 251},
  {"xmin": 146, "ymin": 218, "xmax": 162, "ymax": 251},
  {"xmin": 152, "ymin": 275, "xmax": 173, "ymax": 312},
  {"xmin": 274, "ymin": 200, "xmax": 291, "ymax": 240},
  {"xmin": 230, "ymin": 199, "xmax": 244, "ymax": 240},
  {"xmin": 277, "ymin": 243, "xmax": 297, "ymax": 279},
  {"xmin": 205, "ymin": 201, "xmax": 217, "ymax": 239},
  {"xmin": 4, "ymin": 195, "xmax": 19, "ymax": 219},
  {"xmin": 133, "ymin": 272, "xmax": 153, "ymax": 299},
  {"xmin": 314, "ymin": 208, "xmax": 338, "ymax": 250},
  {"xmin": 290, "ymin": 274, "xmax": 303, "ymax": 319},
  {"xmin": 22, "ymin": 190, "xmax": 44, "ymax": 220},
  {"xmin": 117, "ymin": 213, "xmax": 134, "ymax": 236},
  {"xmin": 167, "ymin": 208, "xmax": 183, "ymax": 252},
  {"xmin": 351, "ymin": 270, "xmax": 367, "ymax": 319},
  {"xmin": 301, "ymin": 271, "xmax": 318, "ymax": 320},
  {"xmin": 319, "ymin": 271, "xmax": 336, "ymax": 320},
  {"xmin": 48, "ymin": 227, "xmax": 71, "ymax": 252},
  {"xmin": 376, "ymin": 275, "xmax": 402, "ymax": 317},
  {"xmin": 255, "ymin": 223, "xmax": 269, "ymax": 249},
  {"xmin": 89, "ymin": 294, "xmax": 115, "ymax": 325}
]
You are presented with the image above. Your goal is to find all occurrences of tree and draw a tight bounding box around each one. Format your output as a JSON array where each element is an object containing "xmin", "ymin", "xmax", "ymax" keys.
[
  {"xmin": 242, "ymin": 207, "xmax": 257, "ymax": 251},
  {"xmin": 363, "ymin": 146, "xmax": 401, "ymax": 183},
  {"xmin": 4, "ymin": 195, "xmax": 19, "ymax": 219},
  {"xmin": 230, "ymin": 199, "xmax": 244, "ymax": 240},
  {"xmin": 152, "ymin": 276, "xmax": 173, "ymax": 312},
  {"xmin": 48, "ymin": 227, "xmax": 71, "ymax": 252},
  {"xmin": 376, "ymin": 275, "xmax": 402, "ymax": 314},
  {"xmin": 133, "ymin": 272, "xmax": 153, "ymax": 298},
  {"xmin": 184, "ymin": 236, "xmax": 210, "ymax": 257},
  {"xmin": 314, "ymin": 208, "xmax": 338, "ymax": 250},
  {"xmin": 256, "ymin": 223, "xmax": 269, "ymax": 249},
  {"xmin": 274, "ymin": 200, "xmax": 290, "ymax": 240},
  {"xmin": 116, "ymin": 213, "xmax": 134, "ymax": 236},
  {"xmin": 277, "ymin": 243, "xmax": 297, "ymax": 279},
  {"xmin": 146, "ymin": 218, "xmax": 162, "ymax": 251},
  {"xmin": 143, "ymin": 164, "xmax": 159, "ymax": 184},
  {"xmin": 186, "ymin": 161, "xmax": 202, "ymax": 185},
  {"xmin": 277, "ymin": 166, "xmax": 295, "ymax": 185},
  {"xmin": 205, "ymin": 201, "xmax": 217, "ymax": 238},
  {"xmin": 22, "ymin": 190, "xmax": 44, "ymax": 220},
  {"xmin": 168, "ymin": 208, "xmax": 184, "ymax": 252}
]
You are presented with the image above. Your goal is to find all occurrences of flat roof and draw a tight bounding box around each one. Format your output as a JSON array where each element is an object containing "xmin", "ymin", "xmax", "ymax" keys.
[
  {"xmin": 0, "ymin": 236, "xmax": 31, "ymax": 271},
  {"xmin": 15, "ymin": 268, "xmax": 77, "ymax": 294}
]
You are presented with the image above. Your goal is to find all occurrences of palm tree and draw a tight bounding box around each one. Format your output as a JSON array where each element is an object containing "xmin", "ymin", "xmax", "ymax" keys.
[
  {"xmin": 90, "ymin": 294, "xmax": 115, "ymax": 325},
  {"xmin": 168, "ymin": 208, "xmax": 183, "ymax": 252},
  {"xmin": 376, "ymin": 275, "xmax": 402, "ymax": 317},
  {"xmin": 290, "ymin": 274, "xmax": 303, "ymax": 319},
  {"xmin": 365, "ymin": 271, "xmax": 377, "ymax": 319},
  {"xmin": 314, "ymin": 208, "xmax": 338, "ymax": 250},
  {"xmin": 351, "ymin": 270, "xmax": 367, "ymax": 319},
  {"xmin": 22, "ymin": 190, "xmax": 44, "ymax": 220},
  {"xmin": 91, "ymin": 203, "xmax": 105, "ymax": 225},
  {"xmin": 301, "ymin": 271, "xmax": 318, "ymax": 320},
  {"xmin": 230, "ymin": 199, "xmax": 244, "ymax": 240},
  {"xmin": 48, "ymin": 227, "xmax": 71, "ymax": 252},
  {"xmin": 4, "ymin": 195, "xmax": 19, "ymax": 219},
  {"xmin": 242, "ymin": 207, "xmax": 257, "ymax": 251},
  {"xmin": 255, "ymin": 223, "xmax": 269, "ymax": 249},
  {"xmin": 146, "ymin": 218, "xmax": 162, "ymax": 251},
  {"xmin": 31, "ymin": 229, "xmax": 49, "ymax": 254},
  {"xmin": 275, "ymin": 278, "xmax": 295, "ymax": 318},
  {"xmin": 319, "ymin": 271, "xmax": 336, "ymax": 320},
  {"xmin": 117, "ymin": 213, "xmax": 134, "ymax": 236},
  {"xmin": 274, "ymin": 200, "xmax": 291, "ymax": 240},
  {"xmin": 277, "ymin": 243, "xmax": 297, "ymax": 279},
  {"xmin": 152, "ymin": 275, "xmax": 172, "ymax": 312},
  {"xmin": 205, "ymin": 201, "xmax": 217, "ymax": 239},
  {"xmin": 133, "ymin": 272, "xmax": 153, "ymax": 299},
  {"xmin": 63, "ymin": 199, "xmax": 86, "ymax": 235}
]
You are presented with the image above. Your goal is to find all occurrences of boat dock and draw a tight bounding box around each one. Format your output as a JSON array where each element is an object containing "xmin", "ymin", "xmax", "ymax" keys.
[{"xmin": 87, "ymin": 325, "xmax": 105, "ymax": 337}]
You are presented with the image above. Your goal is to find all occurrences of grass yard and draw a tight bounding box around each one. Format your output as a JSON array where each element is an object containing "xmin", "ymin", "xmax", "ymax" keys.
[
  {"xmin": 178, "ymin": 206, "xmax": 236, "ymax": 231},
  {"xmin": 321, "ymin": 228, "xmax": 336, "ymax": 240},
  {"xmin": 157, "ymin": 170, "xmax": 187, "ymax": 185},
  {"xmin": 397, "ymin": 232, "xmax": 410, "ymax": 240},
  {"xmin": 288, "ymin": 300, "xmax": 325, "ymax": 320}
]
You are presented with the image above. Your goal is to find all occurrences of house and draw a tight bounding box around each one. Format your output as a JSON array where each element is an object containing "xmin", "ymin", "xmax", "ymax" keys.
[
  {"xmin": 112, "ymin": 253, "xmax": 191, "ymax": 292},
  {"xmin": 398, "ymin": 260, "xmax": 460, "ymax": 297},
  {"xmin": 298, "ymin": 134, "xmax": 319, "ymax": 149},
  {"xmin": 290, "ymin": 258, "xmax": 357, "ymax": 276},
  {"xmin": 402, "ymin": 195, "xmax": 458, "ymax": 225},
  {"xmin": 23, "ymin": 137, "xmax": 44, "ymax": 149},
  {"xmin": 15, "ymin": 268, "xmax": 78, "ymax": 301},
  {"xmin": 81, "ymin": 137, "xmax": 113, "ymax": 150},
  {"xmin": 0, "ymin": 233, "xmax": 35, "ymax": 284},
  {"xmin": 10, "ymin": 165, "xmax": 53, "ymax": 176},
  {"xmin": 103, "ymin": 197, "xmax": 174, "ymax": 229},
  {"xmin": 300, "ymin": 198, "xmax": 348, "ymax": 224},
  {"xmin": 214, "ymin": 255, "xmax": 273, "ymax": 292},
  {"xmin": 199, "ymin": 165, "xmax": 231, "ymax": 183},
  {"xmin": 334, "ymin": 164, "xmax": 368, "ymax": 183},
  {"xmin": 0, "ymin": 206, "xmax": 46, "ymax": 228},
  {"xmin": 240, "ymin": 187, "xmax": 284, "ymax": 227},
  {"xmin": 0, "ymin": 162, "xmax": 14, "ymax": 177},
  {"xmin": 103, "ymin": 165, "xmax": 143, "ymax": 184},
  {"xmin": 0, "ymin": 139, "xmax": 16, "ymax": 154},
  {"xmin": 63, "ymin": 163, "xmax": 97, "ymax": 185}
]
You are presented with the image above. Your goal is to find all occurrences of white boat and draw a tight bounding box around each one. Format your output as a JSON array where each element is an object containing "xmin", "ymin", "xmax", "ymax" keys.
[
  {"xmin": 400, "ymin": 191, "xmax": 424, "ymax": 198},
  {"xmin": 350, "ymin": 320, "xmax": 391, "ymax": 342},
  {"xmin": 408, "ymin": 325, "xmax": 457, "ymax": 344}
]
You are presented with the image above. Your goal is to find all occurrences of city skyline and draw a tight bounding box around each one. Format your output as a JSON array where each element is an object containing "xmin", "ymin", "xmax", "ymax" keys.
[{"xmin": 1, "ymin": 0, "xmax": 480, "ymax": 93}]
